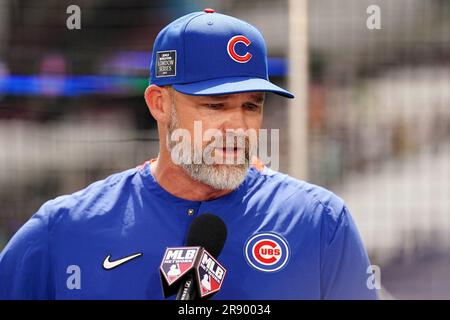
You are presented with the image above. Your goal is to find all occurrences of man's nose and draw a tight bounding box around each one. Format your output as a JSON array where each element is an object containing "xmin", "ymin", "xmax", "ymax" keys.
[{"xmin": 221, "ymin": 107, "xmax": 249, "ymax": 131}]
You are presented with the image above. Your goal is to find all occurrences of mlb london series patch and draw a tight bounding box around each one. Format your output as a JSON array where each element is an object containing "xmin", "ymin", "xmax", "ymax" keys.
[
  {"xmin": 156, "ymin": 50, "xmax": 176, "ymax": 77},
  {"xmin": 244, "ymin": 232, "xmax": 290, "ymax": 272}
]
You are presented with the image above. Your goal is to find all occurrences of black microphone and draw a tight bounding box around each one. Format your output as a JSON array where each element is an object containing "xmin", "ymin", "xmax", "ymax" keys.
[
  {"xmin": 185, "ymin": 213, "xmax": 228, "ymax": 258},
  {"xmin": 176, "ymin": 214, "xmax": 227, "ymax": 300}
]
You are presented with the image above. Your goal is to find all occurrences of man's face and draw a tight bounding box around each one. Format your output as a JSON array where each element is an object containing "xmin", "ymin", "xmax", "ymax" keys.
[{"xmin": 165, "ymin": 88, "xmax": 264, "ymax": 190}]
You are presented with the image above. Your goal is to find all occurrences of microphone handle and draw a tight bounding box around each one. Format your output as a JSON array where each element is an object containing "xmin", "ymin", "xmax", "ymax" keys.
[{"xmin": 176, "ymin": 273, "xmax": 197, "ymax": 300}]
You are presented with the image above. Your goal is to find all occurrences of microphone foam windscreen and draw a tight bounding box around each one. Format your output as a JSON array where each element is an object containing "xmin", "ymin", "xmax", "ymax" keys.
[{"xmin": 186, "ymin": 214, "xmax": 227, "ymax": 258}]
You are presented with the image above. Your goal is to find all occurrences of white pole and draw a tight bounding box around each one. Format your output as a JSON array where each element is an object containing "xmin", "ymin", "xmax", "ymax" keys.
[{"xmin": 288, "ymin": 0, "xmax": 309, "ymax": 180}]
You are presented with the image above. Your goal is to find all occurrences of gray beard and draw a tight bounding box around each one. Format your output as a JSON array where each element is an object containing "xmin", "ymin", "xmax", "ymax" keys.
[{"xmin": 166, "ymin": 104, "xmax": 251, "ymax": 190}]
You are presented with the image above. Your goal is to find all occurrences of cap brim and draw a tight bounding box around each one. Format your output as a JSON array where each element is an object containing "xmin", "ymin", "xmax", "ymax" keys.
[{"xmin": 172, "ymin": 76, "xmax": 294, "ymax": 99}]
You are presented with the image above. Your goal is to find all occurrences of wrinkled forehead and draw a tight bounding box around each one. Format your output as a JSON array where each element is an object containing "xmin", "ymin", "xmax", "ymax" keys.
[
  {"xmin": 201, "ymin": 92, "xmax": 265, "ymax": 103},
  {"xmin": 170, "ymin": 88, "xmax": 265, "ymax": 104}
]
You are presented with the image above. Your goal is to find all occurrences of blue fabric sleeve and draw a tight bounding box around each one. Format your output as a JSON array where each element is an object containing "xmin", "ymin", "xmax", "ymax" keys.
[
  {"xmin": 320, "ymin": 204, "xmax": 379, "ymax": 300},
  {"xmin": 0, "ymin": 205, "xmax": 53, "ymax": 300}
]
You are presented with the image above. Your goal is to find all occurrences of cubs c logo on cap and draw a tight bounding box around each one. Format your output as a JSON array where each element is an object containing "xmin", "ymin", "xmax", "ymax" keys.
[
  {"xmin": 227, "ymin": 35, "xmax": 252, "ymax": 63},
  {"xmin": 244, "ymin": 232, "xmax": 290, "ymax": 272}
]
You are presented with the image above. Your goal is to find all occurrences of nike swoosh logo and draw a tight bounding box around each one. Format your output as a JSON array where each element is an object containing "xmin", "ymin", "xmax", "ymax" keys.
[{"xmin": 102, "ymin": 253, "xmax": 143, "ymax": 270}]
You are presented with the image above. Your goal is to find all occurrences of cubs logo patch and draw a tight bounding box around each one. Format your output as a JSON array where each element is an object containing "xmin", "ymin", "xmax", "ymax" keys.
[
  {"xmin": 227, "ymin": 35, "xmax": 252, "ymax": 63},
  {"xmin": 244, "ymin": 232, "xmax": 290, "ymax": 272}
]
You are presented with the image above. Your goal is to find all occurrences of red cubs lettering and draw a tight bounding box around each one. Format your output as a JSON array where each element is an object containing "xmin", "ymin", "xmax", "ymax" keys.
[
  {"xmin": 254, "ymin": 240, "xmax": 281, "ymax": 264},
  {"xmin": 261, "ymin": 248, "xmax": 281, "ymax": 256}
]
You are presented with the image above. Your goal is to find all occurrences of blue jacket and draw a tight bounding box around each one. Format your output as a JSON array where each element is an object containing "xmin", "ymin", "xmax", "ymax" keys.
[{"xmin": 0, "ymin": 161, "xmax": 378, "ymax": 299}]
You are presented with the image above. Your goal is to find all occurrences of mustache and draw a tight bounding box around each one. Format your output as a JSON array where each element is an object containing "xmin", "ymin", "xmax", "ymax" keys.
[{"xmin": 205, "ymin": 135, "xmax": 251, "ymax": 149}]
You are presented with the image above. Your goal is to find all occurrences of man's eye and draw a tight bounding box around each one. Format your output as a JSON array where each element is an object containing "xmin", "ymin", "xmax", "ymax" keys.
[
  {"xmin": 245, "ymin": 103, "xmax": 260, "ymax": 111},
  {"xmin": 207, "ymin": 104, "xmax": 224, "ymax": 110}
]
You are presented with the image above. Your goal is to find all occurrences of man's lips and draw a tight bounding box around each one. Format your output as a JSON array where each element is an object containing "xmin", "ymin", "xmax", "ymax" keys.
[{"xmin": 214, "ymin": 146, "xmax": 244, "ymax": 154}]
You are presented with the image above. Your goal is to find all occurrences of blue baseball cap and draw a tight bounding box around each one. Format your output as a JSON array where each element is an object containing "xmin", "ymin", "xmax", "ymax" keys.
[{"xmin": 149, "ymin": 9, "xmax": 294, "ymax": 99}]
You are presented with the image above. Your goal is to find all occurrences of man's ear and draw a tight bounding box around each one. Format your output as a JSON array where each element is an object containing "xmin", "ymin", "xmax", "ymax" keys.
[{"xmin": 144, "ymin": 85, "xmax": 171, "ymax": 123}]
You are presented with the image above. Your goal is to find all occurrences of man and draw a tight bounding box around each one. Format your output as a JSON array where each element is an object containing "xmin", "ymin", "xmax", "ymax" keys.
[{"xmin": 0, "ymin": 9, "xmax": 378, "ymax": 299}]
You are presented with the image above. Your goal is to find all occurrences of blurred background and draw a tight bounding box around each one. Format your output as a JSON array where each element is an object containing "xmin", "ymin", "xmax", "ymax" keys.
[{"xmin": 0, "ymin": 0, "xmax": 449, "ymax": 299}]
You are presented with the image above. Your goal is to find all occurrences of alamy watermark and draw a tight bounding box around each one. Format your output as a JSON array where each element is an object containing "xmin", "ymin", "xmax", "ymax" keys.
[
  {"xmin": 366, "ymin": 5, "xmax": 382, "ymax": 30},
  {"xmin": 168, "ymin": 121, "xmax": 280, "ymax": 171},
  {"xmin": 66, "ymin": 5, "xmax": 81, "ymax": 30},
  {"xmin": 367, "ymin": 265, "xmax": 381, "ymax": 290},
  {"xmin": 66, "ymin": 264, "xmax": 81, "ymax": 290}
]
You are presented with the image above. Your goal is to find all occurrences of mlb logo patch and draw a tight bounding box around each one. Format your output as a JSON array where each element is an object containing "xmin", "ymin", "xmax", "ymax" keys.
[
  {"xmin": 196, "ymin": 250, "xmax": 227, "ymax": 298},
  {"xmin": 244, "ymin": 232, "xmax": 290, "ymax": 272},
  {"xmin": 160, "ymin": 246, "xmax": 199, "ymax": 285}
]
